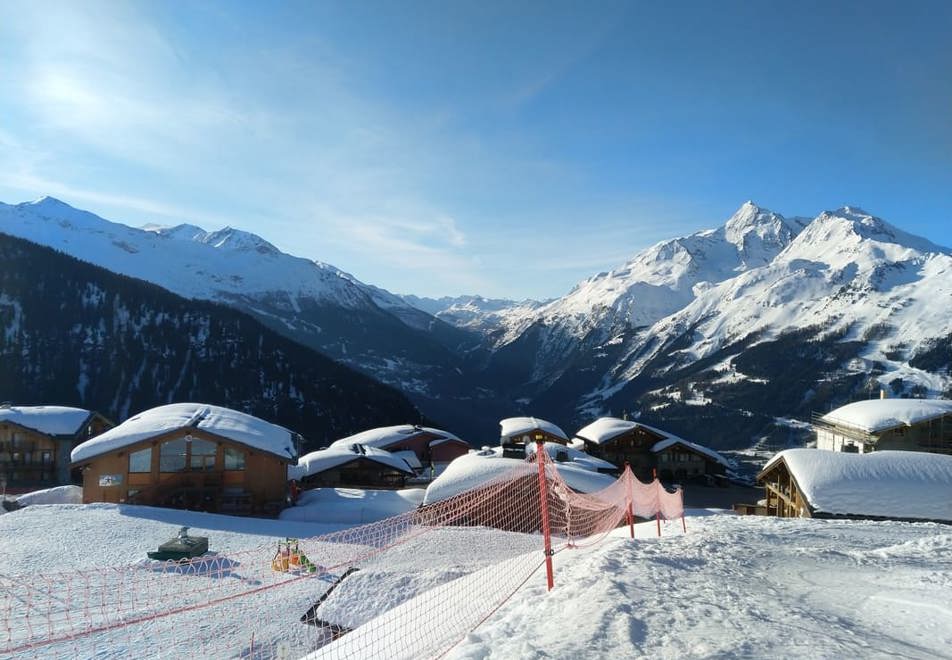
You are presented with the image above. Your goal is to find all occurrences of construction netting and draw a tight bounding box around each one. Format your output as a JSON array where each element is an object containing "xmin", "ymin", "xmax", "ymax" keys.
[{"xmin": 1, "ymin": 449, "xmax": 684, "ymax": 659}]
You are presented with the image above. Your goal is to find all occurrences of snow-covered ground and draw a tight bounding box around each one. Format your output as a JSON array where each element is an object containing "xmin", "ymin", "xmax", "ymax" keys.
[
  {"xmin": 280, "ymin": 488, "xmax": 425, "ymax": 524},
  {"xmin": 449, "ymin": 514, "xmax": 952, "ymax": 659},
  {"xmin": 1, "ymin": 504, "xmax": 949, "ymax": 658}
]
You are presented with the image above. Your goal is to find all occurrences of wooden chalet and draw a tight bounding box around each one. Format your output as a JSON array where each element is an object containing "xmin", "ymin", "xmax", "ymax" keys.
[
  {"xmin": 813, "ymin": 398, "xmax": 952, "ymax": 455},
  {"xmin": 328, "ymin": 425, "xmax": 469, "ymax": 471},
  {"xmin": 71, "ymin": 403, "xmax": 300, "ymax": 516},
  {"xmin": 574, "ymin": 417, "xmax": 728, "ymax": 483},
  {"xmin": 757, "ymin": 448, "xmax": 952, "ymax": 523},
  {"xmin": 0, "ymin": 404, "xmax": 113, "ymax": 492},
  {"xmin": 293, "ymin": 444, "xmax": 416, "ymax": 489}
]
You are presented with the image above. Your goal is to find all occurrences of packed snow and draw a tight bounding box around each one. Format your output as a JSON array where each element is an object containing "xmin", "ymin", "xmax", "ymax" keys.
[
  {"xmin": 71, "ymin": 403, "xmax": 297, "ymax": 463},
  {"xmin": 2, "ymin": 497, "xmax": 951, "ymax": 658},
  {"xmin": 820, "ymin": 398, "xmax": 952, "ymax": 433},
  {"xmin": 0, "ymin": 405, "xmax": 92, "ymax": 436},
  {"xmin": 763, "ymin": 449, "xmax": 952, "ymax": 521},
  {"xmin": 279, "ymin": 488, "xmax": 425, "ymax": 524},
  {"xmin": 15, "ymin": 485, "xmax": 83, "ymax": 506}
]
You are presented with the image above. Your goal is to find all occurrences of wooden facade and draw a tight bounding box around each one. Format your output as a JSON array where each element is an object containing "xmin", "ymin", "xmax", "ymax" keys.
[
  {"xmin": 0, "ymin": 411, "xmax": 113, "ymax": 491},
  {"xmin": 757, "ymin": 458, "xmax": 812, "ymax": 518},
  {"xmin": 73, "ymin": 427, "xmax": 291, "ymax": 516},
  {"xmin": 577, "ymin": 428, "xmax": 726, "ymax": 483},
  {"xmin": 299, "ymin": 457, "xmax": 414, "ymax": 490},
  {"xmin": 654, "ymin": 442, "xmax": 727, "ymax": 483},
  {"xmin": 577, "ymin": 426, "xmax": 663, "ymax": 480}
]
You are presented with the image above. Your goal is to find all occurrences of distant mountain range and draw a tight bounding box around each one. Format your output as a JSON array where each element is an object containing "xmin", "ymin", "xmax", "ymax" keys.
[
  {"xmin": 2, "ymin": 197, "xmax": 950, "ymax": 450},
  {"xmin": 0, "ymin": 231, "xmax": 421, "ymax": 452}
]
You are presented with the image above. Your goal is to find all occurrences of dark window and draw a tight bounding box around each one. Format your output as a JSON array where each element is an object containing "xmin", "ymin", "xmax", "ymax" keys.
[
  {"xmin": 160, "ymin": 438, "xmax": 188, "ymax": 472},
  {"xmin": 129, "ymin": 448, "xmax": 152, "ymax": 473},
  {"xmin": 224, "ymin": 447, "xmax": 245, "ymax": 471},
  {"xmin": 190, "ymin": 439, "xmax": 217, "ymax": 471}
]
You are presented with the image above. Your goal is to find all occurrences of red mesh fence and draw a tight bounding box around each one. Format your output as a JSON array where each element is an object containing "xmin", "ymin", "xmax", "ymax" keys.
[{"xmin": 1, "ymin": 449, "xmax": 684, "ymax": 659}]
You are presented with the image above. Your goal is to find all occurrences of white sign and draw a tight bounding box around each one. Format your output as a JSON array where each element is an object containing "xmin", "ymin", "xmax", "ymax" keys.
[{"xmin": 99, "ymin": 474, "xmax": 123, "ymax": 487}]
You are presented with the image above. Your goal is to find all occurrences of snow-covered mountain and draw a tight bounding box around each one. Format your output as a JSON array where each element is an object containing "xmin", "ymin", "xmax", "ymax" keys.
[
  {"xmin": 402, "ymin": 294, "xmax": 547, "ymax": 334},
  {"xmin": 463, "ymin": 203, "xmax": 952, "ymax": 448},
  {"xmin": 3, "ymin": 196, "xmax": 950, "ymax": 449},
  {"xmin": 0, "ymin": 197, "xmax": 481, "ymax": 398}
]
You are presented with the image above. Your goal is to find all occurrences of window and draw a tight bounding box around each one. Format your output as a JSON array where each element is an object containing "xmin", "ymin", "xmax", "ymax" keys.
[
  {"xmin": 129, "ymin": 448, "xmax": 152, "ymax": 473},
  {"xmin": 224, "ymin": 447, "xmax": 245, "ymax": 471},
  {"xmin": 41, "ymin": 451, "xmax": 52, "ymax": 465},
  {"xmin": 160, "ymin": 438, "xmax": 188, "ymax": 472},
  {"xmin": 190, "ymin": 439, "xmax": 217, "ymax": 471}
]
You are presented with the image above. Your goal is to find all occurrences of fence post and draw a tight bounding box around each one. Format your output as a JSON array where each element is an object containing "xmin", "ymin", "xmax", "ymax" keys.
[
  {"xmin": 653, "ymin": 468, "xmax": 661, "ymax": 537},
  {"xmin": 680, "ymin": 488, "xmax": 687, "ymax": 533},
  {"xmin": 536, "ymin": 439, "xmax": 555, "ymax": 591},
  {"xmin": 624, "ymin": 462, "xmax": 634, "ymax": 539}
]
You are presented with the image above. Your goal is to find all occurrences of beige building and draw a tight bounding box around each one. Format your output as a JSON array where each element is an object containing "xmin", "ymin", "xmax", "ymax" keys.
[{"xmin": 814, "ymin": 399, "xmax": 952, "ymax": 454}]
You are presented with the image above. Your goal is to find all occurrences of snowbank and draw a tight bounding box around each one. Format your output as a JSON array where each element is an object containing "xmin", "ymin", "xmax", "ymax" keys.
[
  {"xmin": 0, "ymin": 405, "xmax": 91, "ymax": 435},
  {"xmin": 71, "ymin": 403, "xmax": 297, "ymax": 463},
  {"xmin": 16, "ymin": 485, "xmax": 83, "ymax": 506},
  {"xmin": 279, "ymin": 488, "xmax": 425, "ymax": 524},
  {"xmin": 820, "ymin": 398, "xmax": 952, "ymax": 433},
  {"xmin": 764, "ymin": 448, "xmax": 952, "ymax": 521}
]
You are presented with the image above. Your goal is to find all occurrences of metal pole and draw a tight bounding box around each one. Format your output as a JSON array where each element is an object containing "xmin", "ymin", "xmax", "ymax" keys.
[{"xmin": 536, "ymin": 440, "xmax": 555, "ymax": 590}]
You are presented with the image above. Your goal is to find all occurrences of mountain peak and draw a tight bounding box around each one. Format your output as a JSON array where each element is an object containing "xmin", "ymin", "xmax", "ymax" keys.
[{"xmin": 28, "ymin": 195, "xmax": 74, "ymax": 210}]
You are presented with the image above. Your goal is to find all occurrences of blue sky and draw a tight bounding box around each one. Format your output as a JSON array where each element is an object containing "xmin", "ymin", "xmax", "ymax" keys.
[{"xmin": 1, "ymin": 1, "xmax": 949, "ymax": 299}]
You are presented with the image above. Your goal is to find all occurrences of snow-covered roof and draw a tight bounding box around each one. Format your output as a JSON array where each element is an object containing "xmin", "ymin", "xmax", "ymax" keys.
[
  {"xmin": 423, "ymin": 452, "xmax": 615, "ymax": 504},
  {"xmin": 761, "ymin": 449, "xmax": 952, "ymax": 521},
  {"xmin": 329, "ymin": 425, "xmax": 462, "ymax": 451},
  {"xmin": 524, "ymin": 442, "xmax": 619, "ymax": 472},
  {"xmin": 391, "ymin": 450, "xmax": 423, "ymax": 470},
  {"xmin": 651, "ymin": 438, "xmax": 731, "ymax": 467},
  {"xmin": 0, "ymin": 405, "xmax": 93, "ymax": 436},
  {"xmin": 499, "ymin": 417, "xmax": 569, "ymax": 443},
  {"xmin": 428, "ymin": 437, "xmax": 468, "ymax": 448},
  {"xmin": 71, "ymin": 403, "xmax": 297, "ymax": 463},
  {"xmin": 290, "ymin": 444, "xmax": 415, "ymax": 480},
  {"xmin": 820, "ymin": 399, "xmax": 952, "ymax": 434},
  {"xmin": 573, "ymin": 417, "xmax": 640, "ymax": 445}
]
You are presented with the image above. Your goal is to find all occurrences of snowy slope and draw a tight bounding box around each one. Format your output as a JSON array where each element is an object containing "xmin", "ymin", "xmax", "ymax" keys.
[
  {"xmin": 609, "ymin": 207, "xmax": 952, "ymax": 386},
  {"xmin": 493, "ymin": 202, "xmax": 809, "ymax": 347},
  {"xmin": 0, "ymin": 197, "xmax": 373, "ymax": 307}
]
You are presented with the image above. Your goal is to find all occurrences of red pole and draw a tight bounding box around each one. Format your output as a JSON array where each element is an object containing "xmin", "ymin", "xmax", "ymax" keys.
[
  {"xmin": 624, "ymin": 462, "xmax": 634, "ymax": 539},
  {"xmin": 653, "ymin": 468, "xmax": 661, "ymax": 537},
  {"xmin": 536, "ymin": 440, "xmax": 555, "ymax": 591}
]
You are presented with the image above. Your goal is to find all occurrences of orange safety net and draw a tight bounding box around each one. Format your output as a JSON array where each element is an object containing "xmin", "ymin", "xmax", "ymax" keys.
[{"xmin": 1, "ymin": 450, "xmax": 684, "ymax": 659}]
